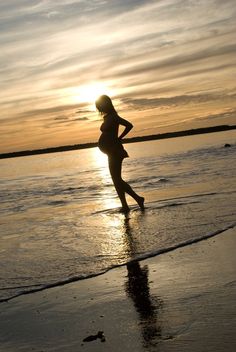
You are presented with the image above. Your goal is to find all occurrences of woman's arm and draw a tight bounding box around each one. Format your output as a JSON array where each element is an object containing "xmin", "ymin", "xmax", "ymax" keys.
[{"xmin": 117, "ymin": 116, "xmax": 133, "ymax": 140}]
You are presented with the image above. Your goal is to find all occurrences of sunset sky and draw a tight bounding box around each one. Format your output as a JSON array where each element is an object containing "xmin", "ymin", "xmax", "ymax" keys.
[{"xmin": 1, "ymin": 0, "xmax": 236, "ymax": 153}]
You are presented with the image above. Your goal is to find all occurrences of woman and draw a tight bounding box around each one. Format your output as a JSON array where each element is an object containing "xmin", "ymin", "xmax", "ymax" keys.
[{"xmin": 96, "ymin": 95, "xmax": 144, "ymax": 213}]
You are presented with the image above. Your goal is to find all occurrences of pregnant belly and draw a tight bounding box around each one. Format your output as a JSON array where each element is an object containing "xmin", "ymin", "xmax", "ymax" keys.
[
  {"xmin": 98, "ymin": 134, "xmax": 128, "ymax": 158},
  {"xmin": 98, "ymin": 134, "xmax": 114, "ymax": 154}
]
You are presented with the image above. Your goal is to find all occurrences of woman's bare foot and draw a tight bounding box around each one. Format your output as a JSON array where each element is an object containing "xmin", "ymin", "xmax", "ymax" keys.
[
  {"xmin": 137, "ymin": 196, "xmax": 145, "ymax": 210},
  {"xmin": 120, "ymin": 206, "xmax": 130, "ymax": 214}
]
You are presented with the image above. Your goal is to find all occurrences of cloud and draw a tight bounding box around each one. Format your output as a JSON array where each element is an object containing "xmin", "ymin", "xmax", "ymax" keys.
[
  {"xmin": 1, "ymin": 0, "xmax": 236, "ymax": 152},
  {"xmin": 121, "ymin": 91, "xmax": 236, "ymax": 111},
  {"xmin": 54, "ymin": 116, "xmax": 69, "ymax": 121},
  {"xmin": 72, "ymin": 116, "xmax": 89, "ymax": 121},
  {"xmin": 76, "ymin": 109, "xmax": 93, "ymax": 114},
  {"xmin": 198, "ymin": 108, "xmax": 236, "ymax": 122}
]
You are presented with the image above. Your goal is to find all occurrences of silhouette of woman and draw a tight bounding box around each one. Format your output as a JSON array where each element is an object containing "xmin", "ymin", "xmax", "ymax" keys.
[{"xmin": 96, "ymin": 95, "xmax": 144, "ymax": 213}]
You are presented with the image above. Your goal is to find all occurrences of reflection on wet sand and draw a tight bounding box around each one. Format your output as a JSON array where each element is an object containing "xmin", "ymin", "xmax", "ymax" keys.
[{"xmin": 123, "ymin": 215, "xmax": 163, "ymax": 350}]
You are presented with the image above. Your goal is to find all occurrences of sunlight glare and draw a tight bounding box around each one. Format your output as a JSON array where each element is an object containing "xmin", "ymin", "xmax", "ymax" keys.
[
  {"xmin": 91, "ymin": 147, "xmax": 119, "ymax": 210},
  {"xmin": 71, "ymin": 82, "xmax": 115, "ymax": 109},
  {"xmin": 93, "ymin": 146, "xmax": 108, "ymax": 169}
]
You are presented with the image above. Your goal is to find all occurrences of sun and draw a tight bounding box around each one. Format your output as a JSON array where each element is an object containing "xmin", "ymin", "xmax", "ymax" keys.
[{"xmin": 71, "ymin": 82, "xmax": 115, "ymax": 107}]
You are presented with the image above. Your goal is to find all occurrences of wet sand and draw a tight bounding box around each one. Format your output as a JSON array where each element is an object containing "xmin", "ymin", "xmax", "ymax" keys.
[{"xmin": 0, "ymin": 227, "xmax": 235, "ymax": 352}]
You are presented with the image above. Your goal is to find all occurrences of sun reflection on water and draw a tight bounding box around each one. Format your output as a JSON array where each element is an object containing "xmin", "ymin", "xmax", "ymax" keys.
[
  {"xmin": 92, "ymin": 147, "xmax": 107, "ymax": 169},
  {"xmin": 90, "ymin": 148, "xmax": 145, "ymax": 261},
  {"xmin": 98, "ymin": 214, "xmax": 132, "ymax": 261},
  {"xmin": 91, "ymin": 147, "xmax": 119, "ymax": 210}
]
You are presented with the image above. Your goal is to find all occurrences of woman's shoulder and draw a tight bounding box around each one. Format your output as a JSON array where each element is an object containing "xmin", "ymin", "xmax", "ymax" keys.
[
  {"xmin": 105, "ymin": 112, "xmax": 119, "ymax": 123},
  {"xmin": 106, "ymin": 111, "xmax": 118, "ymax": 118}
]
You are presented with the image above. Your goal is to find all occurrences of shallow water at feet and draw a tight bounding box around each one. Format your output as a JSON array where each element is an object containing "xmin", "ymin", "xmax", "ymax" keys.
[{"xmin": 0, "ymin": 130, "xmax": 236, "ymax": 301}]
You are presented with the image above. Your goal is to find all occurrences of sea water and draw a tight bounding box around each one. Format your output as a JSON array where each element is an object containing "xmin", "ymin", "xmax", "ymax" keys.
[{"xmin": 0, "ymin": 130, "xmax": 235, "ymax": 302}]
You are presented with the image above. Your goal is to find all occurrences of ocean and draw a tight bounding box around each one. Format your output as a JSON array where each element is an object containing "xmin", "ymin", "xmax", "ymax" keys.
[{"xmin": 0, "ymin": 130, "xmax": 235, "ymax": 302}]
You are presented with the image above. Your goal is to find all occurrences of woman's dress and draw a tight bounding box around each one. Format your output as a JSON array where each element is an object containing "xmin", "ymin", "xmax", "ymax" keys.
[{"xmin": 98, "ymin": 113, "xmax": 129, "ymax": 159}]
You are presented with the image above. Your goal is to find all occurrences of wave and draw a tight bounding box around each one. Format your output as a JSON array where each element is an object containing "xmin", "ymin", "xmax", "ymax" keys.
[
  {"xmin": 128, "ymin": 175, "xmax": 169, "ymax": 186},
  {"xmin": 1, "ymin": 222, "xmax": 235, "ymax": 304},
  {"xmin": 91, "ymin": 190, "xmax": 236, "ymax": 215},
  {"xmin": 91, "ymin": 199, "xmax": 200, "ymax": 215},
  {"xmin": 157, "ymin": 190, "xmax": 236, "ymax": 203}
]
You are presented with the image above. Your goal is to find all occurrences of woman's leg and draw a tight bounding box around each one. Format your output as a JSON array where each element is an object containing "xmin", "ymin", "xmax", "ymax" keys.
[
  {"xmin": 108, "ymin": 157, "xmax": 129, "ymax": 211},
  {"xmin": 122, "ymin": 180, "xmax": 145, "ymax": 209},
  {"xmin": 108, "ymin": 157, "xmax": 145, "ymax": 210},
  {"xmin": 122, "ymin": 180, "xmax": 142, "ymax": 202}
]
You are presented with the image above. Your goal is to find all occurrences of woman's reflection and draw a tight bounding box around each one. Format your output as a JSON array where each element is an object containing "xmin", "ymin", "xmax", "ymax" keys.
[{"xmin": 123, "ymin": 215, "xmax": 163, "ymax": 350}]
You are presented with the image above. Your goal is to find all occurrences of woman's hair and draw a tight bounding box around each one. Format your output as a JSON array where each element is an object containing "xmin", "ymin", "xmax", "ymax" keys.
[{"xmin": 95, "ymin": 95, "xmax": 116, "ymax": 114}]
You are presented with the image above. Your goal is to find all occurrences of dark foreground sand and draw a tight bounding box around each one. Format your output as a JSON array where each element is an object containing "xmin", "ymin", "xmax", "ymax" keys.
[{"xmin": 0, "ymin": 227, "xmax": 235, "ymax": 352}]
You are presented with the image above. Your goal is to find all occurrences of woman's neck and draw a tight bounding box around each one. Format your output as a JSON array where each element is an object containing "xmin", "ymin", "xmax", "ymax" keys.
[{"xmin": 103, "ymin": 112, "xmax": 110, "ymax": 119}]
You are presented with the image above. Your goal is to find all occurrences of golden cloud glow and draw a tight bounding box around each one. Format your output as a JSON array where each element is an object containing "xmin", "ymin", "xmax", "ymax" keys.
[{"xmin": 0, "ymin": 0, "xmax": 236, "ymax": 153}]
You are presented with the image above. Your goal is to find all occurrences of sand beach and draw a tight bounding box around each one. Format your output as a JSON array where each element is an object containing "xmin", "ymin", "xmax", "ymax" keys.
[{"xmin": 1, "ymin": 226, "xmax": 235, "ymax": 352}]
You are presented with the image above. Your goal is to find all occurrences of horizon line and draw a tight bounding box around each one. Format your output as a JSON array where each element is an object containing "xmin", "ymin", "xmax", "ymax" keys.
[{"xmin": 1, "ymin": 124, "xmax": 235, "ymax": 160}]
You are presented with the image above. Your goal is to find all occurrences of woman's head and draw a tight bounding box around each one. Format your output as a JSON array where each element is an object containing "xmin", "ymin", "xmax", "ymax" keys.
[{"xmin": 95, "ymin": 95, "xmax": 116, "ymax": 114}]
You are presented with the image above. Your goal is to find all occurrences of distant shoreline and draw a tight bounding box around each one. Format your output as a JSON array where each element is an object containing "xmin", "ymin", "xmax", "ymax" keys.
[{"xmin": 1, "ymin": 124, "xmax": 235, "ymax": 159}]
